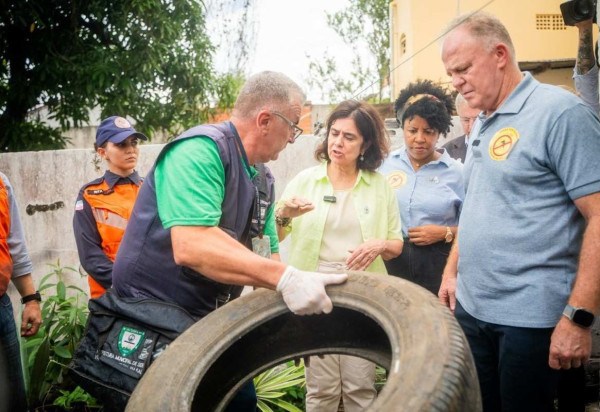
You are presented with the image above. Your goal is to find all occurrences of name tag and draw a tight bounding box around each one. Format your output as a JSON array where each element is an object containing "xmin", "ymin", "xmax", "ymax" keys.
[{"xmin": 252, "ymin": 235, "xmax": 271, "ymax": 259}]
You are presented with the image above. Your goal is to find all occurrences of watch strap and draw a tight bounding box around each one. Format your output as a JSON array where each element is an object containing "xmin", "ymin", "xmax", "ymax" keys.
[
  {"xmin": 563, "ymin": 304, "xmax": 576, "ymax": 319},
  {"xmin": 275, "ymin": 211, "xmax": 291, "ymax": 228},
  {"xmin": 444, "ymin": 226, "xmax": 453, "ymax": 243},
  {"xmin": 21, "ymin": 291, "xmax": 42, "ymax": 304}
]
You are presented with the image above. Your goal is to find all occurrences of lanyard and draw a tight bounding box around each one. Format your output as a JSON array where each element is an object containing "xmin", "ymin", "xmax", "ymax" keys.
[{"xmin": 228, "ymin": 122, "xmax": 263, "ymax": 237}]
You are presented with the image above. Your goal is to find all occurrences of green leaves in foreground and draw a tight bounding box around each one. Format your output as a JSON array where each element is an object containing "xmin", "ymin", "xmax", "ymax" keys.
[{"xmin": 254, "ymin": 361, "xmax": 306, "ymax": 412}]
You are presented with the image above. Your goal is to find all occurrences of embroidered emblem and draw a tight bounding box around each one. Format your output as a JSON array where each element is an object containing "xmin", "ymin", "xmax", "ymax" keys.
[
  {"xmin": 387, "ymin": 171, "xmax": 408, "ymax": 189},
  {"xmin": 114, "ymin": 117, "xmax": 131, "ymax": 129},
  {"xmin": 489, "ymin": 127, "xmax": 520, "ymax": 161},
  {"xmin": 118, "ymin": 326, "xmax": 145, "ymax": 357},
  {"xmin": 75, "ymin": 200, "xmax": 84, "ymax": 211}
]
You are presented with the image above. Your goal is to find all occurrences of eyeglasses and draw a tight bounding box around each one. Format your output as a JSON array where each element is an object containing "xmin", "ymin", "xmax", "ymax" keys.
[{"xmin": 271, "ymin": 111, "xmax": 303, "ymax": 142}]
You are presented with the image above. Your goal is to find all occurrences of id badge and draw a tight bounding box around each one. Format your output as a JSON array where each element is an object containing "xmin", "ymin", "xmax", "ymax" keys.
[{"xmin": 252, "ymin": 235, "xmax": 271, "ymax": 259}]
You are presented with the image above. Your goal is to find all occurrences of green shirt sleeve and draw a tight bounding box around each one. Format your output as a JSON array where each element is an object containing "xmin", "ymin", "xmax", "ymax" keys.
[
  {"xmin": 155, "ymin": 137, "xmax": 225, "ymax": 228},
  {"xmin": 263, "ymin": 204, "xmax": 279, "ymax": 253}
]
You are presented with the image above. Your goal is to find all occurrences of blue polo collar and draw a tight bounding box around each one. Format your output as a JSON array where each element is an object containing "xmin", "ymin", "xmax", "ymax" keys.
[
  {"xmin": 391, "ymin": 147, "xmax": 454, "ymax": 168},
  {"xmin": 104, "ymin": 170, "xmax": 142, "ymax": 189}
]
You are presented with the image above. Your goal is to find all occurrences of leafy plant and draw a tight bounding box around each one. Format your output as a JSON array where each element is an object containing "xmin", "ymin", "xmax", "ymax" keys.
[
  {"xmin": 254, "ymin": 361, "xmax": 306, "ymax": 412},
  {"xmin": 53, "ymin": 386, "xmax": 99, "ymax": 411},
  {"xmin": 21, "ymin": 260, "xmax": 97, "ymax": 410},
  {"xmin": 375, "ymin": 365, "xmax": 387, "ymax": 393},
  {"xmin": 253, "ymin": 360, "xmax": 388, "ymax": 411}
]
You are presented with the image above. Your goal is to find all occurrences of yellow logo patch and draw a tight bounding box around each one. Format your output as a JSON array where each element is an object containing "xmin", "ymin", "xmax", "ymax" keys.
[
  {"xmin": 489, "ymin": 127, "xmax": 520, "ymax": 161},
  {"xmin": 387, "ymin": 171, "xmax": 408, "ymax": 189}
]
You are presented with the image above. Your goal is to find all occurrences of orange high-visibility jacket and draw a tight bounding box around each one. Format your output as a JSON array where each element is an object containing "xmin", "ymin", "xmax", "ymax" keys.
[
  {"xmin": 73, "ymin": 171, "xmax": 142, "ymax": 298},
  {"xmin": 0, "ymin": 176, "xmax": 13, "ymax": 296}
]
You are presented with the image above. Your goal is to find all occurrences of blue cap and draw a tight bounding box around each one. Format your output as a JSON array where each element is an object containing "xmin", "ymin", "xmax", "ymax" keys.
[{"xmin": 96, "ymin": 116, "xmax": 148, "ymax": 147}]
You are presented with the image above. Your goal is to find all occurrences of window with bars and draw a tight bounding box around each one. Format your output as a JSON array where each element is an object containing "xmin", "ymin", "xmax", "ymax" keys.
[{"xmin": 536, "ymin": 14, "xmax": 567, "ymax": 30}]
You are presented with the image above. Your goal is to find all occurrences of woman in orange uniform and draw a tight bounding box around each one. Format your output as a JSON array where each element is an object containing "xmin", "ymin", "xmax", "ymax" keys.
[{"xmin": 73, "ymin": 116, "xmax": 147, "ymax": 298}]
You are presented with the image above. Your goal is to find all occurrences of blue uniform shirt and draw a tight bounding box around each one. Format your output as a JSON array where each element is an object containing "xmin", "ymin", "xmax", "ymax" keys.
[
  {"xmin": 457, "ymin": 72, "xmax": 600, "ymax": 328},
  {"xmin": 379, "ymin": 149, "xmax": 464, "ymax": 237}
]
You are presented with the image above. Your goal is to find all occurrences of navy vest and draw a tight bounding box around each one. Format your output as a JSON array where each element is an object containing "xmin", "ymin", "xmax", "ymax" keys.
[{"xmin": 112, "ymin": 122, "xmax": 273, "ymax": 318}]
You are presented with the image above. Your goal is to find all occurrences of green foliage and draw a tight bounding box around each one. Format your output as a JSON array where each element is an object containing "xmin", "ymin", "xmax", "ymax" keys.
[
  {"xmin": 22, "ymin": 260, "xmax": 95, "ymax": 410},
  {"xmin": 307, "ymin": 0, "xmax": 390, "ymax": 103},
  {"xmin": 0, "ymin": 0, "xmax": 251, "ymax": 151},
  {"xmin": 254, "ymin": 361, "xmax": 306, "ymax": 412},
  {"xmin": 253, "ymin": 361, "xmax": 388, "ymax": 411},
  {"xmin": 213, "ymin": 72, "xmax": 246, "ymax": 110},
  {"xmin": 53, "ymin": 386, "xmax": 99, "ymax": 411},
  {"xmin": 375, "ymin": 365, "xmax": 387, "ymax": 393},
  {"xmin": 0, "ymin": 120, "xmax": 70, "ymax": 152}
]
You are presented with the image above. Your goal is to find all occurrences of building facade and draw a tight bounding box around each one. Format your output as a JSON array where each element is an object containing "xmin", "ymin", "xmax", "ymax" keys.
[{"xmin": 389, "ymin": 0, "xmax": 597, "ymax": 98}]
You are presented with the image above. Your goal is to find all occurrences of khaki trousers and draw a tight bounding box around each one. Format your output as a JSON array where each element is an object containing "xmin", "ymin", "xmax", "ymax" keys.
[{"xmin": 305, "ymin": 354, "xmax": 377, "ymax": 412}]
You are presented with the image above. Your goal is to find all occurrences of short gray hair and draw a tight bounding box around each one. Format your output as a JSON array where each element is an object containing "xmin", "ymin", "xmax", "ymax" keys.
[
  {"xmin": 446, "ymin": 11, "xmax": 516, "ymax": 61},
  {"xmin": 233, "ymin": 71, "xmax": 306, "ymax": 118}
]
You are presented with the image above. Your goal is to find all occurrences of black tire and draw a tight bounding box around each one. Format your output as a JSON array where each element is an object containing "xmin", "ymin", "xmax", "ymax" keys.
[{"xmin": 126, "ymin": 272, "xmax": 481, "ymax": 411}]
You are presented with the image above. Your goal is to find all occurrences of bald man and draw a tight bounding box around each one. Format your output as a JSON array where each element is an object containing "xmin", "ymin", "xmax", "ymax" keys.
[{"xmin": 439, "ymin": 12, "xmax": 600, "ymax": 411}]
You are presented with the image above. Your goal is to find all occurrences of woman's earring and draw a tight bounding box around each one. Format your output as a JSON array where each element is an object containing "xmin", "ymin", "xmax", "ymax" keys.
[{"xmin": 359, "ymin": 154, "xmax": 364, "ymax": 162}]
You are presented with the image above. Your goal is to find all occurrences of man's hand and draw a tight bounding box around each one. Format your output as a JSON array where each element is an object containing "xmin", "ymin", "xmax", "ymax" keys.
[
  {"xmin": 277, "ymin": 266, "xmax": 347, "ymax": 315},
  {"xmin": 438, "ymin": 274, "xmax": 457, "ymax": 312},
  {"xmin": 21, "ymin": 301, "xmax": 42, "ymax": 337},
  {"xmin": 549, "ymin": 316, "xmax": 592, "ymax": 370}
]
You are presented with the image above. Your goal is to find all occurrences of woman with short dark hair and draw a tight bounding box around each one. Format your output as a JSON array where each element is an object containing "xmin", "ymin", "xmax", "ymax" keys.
[{"xmin": 276, "ymin": 99, "xmax": 403, "ymax": 411}]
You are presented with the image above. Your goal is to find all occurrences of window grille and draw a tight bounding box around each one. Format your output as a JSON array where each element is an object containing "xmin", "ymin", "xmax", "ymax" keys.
[{"xmin": 536, "ymin": 14, "xmax": 567, "ymax": 30}]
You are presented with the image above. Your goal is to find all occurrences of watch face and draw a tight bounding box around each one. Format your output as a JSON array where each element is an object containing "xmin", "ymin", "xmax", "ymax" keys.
[{"xmin": 573, "ymin": 309, "xmax": 595, "ymax": 327}]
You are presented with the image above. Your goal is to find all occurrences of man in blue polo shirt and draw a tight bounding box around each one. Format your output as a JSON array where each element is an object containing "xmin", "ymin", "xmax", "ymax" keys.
[{"xmin": 439, "ymin": 12, "xmax": 600, "ymax": 411}]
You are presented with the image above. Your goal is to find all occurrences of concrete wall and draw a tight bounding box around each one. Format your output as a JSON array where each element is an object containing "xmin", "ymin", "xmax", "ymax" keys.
[
  {"xmin": 0, "ymin": 118, "xmax": 461, "ymax": 309},
  {"xmin": 35, "ymin": 103, "xmax": 394, "ymax": 150},
  {"xmin": 0, "ymin": 137, "xmax": 323, "ymax": 308}
]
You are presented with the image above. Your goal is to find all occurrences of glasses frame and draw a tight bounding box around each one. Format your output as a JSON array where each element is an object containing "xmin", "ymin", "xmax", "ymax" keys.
[{"xmin": 271, "ymin": 111, "xmax": 303, "ymax": 142}]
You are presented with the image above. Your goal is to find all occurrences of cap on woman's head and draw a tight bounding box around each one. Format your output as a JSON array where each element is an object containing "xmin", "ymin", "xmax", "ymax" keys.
[{"xmin": 96, "ymin": 116, "xmax": 148, "ymax": 147}]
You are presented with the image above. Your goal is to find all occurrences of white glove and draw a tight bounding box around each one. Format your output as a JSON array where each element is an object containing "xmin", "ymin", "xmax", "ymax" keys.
[{"xmin": 276, "ymin": 266, "xmax": 348, "ymax": 315}]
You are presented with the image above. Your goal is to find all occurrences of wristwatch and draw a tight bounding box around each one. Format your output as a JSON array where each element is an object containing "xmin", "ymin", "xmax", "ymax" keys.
[
  {"xmin": 562, "ymin": 304, "xmax": 595, "ymax": 328},
  {"xmin": 21, "ymin": 291, "xmax": 42, "ymax": 304},
  {"xmin": 444, "ymin": 226, "xmax": 454, "ymax": 243},
  {"xmin": 275, "ymin": 214, "xmax": 291, "ymax": 228}
]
